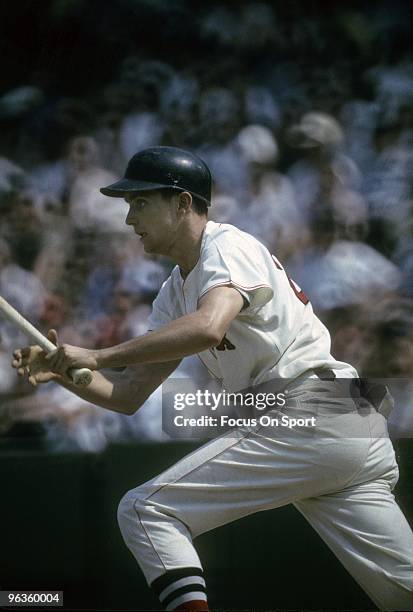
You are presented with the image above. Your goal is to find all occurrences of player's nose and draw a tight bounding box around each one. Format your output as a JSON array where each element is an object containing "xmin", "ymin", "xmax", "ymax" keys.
[{"xmin": 125, "ymin": 208, "xmax": 137, "ymax": 225}]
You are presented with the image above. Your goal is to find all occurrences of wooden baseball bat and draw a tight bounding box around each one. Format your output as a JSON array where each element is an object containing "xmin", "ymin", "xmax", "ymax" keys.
[{"xmin": 0, "ymin": 296, "xmax": 93, "ymax": 387}]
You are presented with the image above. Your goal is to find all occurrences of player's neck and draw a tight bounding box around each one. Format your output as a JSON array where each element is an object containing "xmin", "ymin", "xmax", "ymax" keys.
[{"xmin": 173, "ymin": 218, "xmax": 207, "ymax": 279}]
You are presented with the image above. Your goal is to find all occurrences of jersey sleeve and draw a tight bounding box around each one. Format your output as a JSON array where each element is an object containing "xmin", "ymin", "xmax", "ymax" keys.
[{"xmin": 199, "ymin": 232, "xmax": 274, "ymax": 309}]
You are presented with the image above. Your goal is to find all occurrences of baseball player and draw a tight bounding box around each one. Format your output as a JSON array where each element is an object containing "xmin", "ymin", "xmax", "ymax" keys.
[{"xmin": 12, "ymin": 147, "xmax": 413, "ymax": 611}]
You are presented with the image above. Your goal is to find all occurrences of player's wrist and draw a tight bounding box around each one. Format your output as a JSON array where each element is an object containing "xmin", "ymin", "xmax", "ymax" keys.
[
  {"xmin": 94, "ymin": 345, "xmax": 142, "ymax": 369},
  {"xmin": 93, "ymin": 349, "xmax": 106, "ymax": 369},
  {"xmin": 95, "ymin": 347, "xmax": 126, "ymax": 369}
]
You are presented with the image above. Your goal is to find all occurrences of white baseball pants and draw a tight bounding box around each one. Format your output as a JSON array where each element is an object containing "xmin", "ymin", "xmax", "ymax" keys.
[{"xmin": 117, "ymin": 380, "xmax": 413, "ymax": 610}]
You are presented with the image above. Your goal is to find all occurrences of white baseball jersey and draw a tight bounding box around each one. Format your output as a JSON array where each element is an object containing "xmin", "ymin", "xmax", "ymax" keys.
[{"xmin": 148, "ymin": 221, "xmax": 357, "ymax": 392}]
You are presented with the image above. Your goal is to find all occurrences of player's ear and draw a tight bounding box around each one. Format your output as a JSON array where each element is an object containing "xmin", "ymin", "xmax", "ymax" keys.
[{"xmin": 177, "ymin": 191, "xmax": 192, "ymax": 212}]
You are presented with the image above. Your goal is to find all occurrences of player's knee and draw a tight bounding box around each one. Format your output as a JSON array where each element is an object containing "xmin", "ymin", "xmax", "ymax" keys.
[{"xmin": 117, "ymin": 486, "xmax": 149, "ymax": 535}]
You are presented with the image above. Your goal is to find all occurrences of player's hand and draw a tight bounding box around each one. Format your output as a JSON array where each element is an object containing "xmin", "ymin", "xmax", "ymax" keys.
[
  {"xmin": 45, "ymin": 343, "xmax": 99, "ymax": 374},
  {"xmin": 11, "ymin": 329, "xmax": 65, "ymax": 386}
]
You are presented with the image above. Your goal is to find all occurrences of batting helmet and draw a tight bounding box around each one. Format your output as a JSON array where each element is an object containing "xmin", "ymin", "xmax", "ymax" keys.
[{"xmin": 100, "ymin": 146, "xmax": 211, "ymax": 205}]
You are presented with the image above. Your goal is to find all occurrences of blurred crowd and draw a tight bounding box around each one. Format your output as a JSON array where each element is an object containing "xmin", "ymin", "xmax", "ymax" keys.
[{"xmin": 1, "ymin": 0, "xmax": 413, "ymax": 450}]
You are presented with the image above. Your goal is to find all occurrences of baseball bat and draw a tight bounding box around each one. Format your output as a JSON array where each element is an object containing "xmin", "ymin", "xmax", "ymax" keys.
[{"xmin": 0, "ymin": 296, "xmax": 93, "ymax": 387}]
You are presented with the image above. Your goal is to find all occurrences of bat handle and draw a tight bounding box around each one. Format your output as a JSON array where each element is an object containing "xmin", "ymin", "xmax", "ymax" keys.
[
  {"xmin": 0, "ymin": 296, "xmax": 93, "ymax": 388},
  {"xmin": 32, "ymin": 339, "xmax": 93, "ymax": 387},
  {"xmin": 21, "ymin": 333, "xmax": 93, "ymax": 387}
]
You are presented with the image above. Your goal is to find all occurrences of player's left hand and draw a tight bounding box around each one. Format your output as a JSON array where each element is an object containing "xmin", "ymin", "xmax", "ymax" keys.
[{"xmin": 45, "ymin": 343, "xmax": 100, "ymax": 374}]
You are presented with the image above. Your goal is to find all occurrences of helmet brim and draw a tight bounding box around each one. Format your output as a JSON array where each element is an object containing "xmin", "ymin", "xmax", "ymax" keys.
[
  {"xmin": 100, "ymin": 178, "xmax": 211, "ymax": 205},
  {"xmin": 100, "ymin": 178, "xmax": 167, "ymax": 198}
]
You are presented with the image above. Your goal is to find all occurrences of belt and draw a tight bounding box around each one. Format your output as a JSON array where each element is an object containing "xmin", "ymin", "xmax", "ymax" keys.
[{"xmin": 312, "ymin": 369, "xmax": 394, "ymax": 419}]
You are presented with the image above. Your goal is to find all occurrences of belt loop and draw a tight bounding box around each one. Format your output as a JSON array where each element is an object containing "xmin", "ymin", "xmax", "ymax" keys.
[{"xmin": 313, "ymin": 368, "xmax": 336, "ymax": 381}]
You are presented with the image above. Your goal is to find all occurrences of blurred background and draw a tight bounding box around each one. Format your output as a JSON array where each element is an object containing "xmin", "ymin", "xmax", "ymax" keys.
[{"xmin": 1, "ymin": 0, "xmax": 413, "ymax": 609}]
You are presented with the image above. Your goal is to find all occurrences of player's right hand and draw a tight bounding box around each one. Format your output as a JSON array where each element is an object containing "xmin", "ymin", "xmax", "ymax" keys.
[{"xmin": 11, "ymin": 329, "xmax": 66, "ymax": 386}]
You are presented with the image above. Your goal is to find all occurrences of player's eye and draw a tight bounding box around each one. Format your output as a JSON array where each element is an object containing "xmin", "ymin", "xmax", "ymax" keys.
[{"xmin": 132, "ymin": 199, "xmax": 147, "ymax": 211}]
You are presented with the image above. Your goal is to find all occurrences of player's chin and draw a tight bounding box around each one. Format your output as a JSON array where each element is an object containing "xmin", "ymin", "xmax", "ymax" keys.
[{"xmin": 142, "ymin": 240, "xmax": 158, "ymax": 254}]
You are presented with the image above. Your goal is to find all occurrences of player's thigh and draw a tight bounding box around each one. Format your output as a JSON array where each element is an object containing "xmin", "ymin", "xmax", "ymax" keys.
[{"xmin": 132, "ymin": 421, "xmax": 371, "ymax": 538}]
